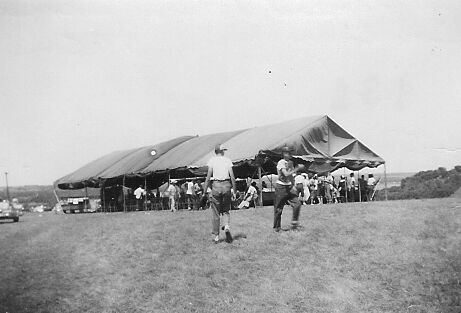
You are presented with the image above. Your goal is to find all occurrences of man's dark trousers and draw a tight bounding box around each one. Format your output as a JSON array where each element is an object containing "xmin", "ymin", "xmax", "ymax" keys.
[{"xmin": 273, "ymin": 184, "xmax": 301, "ymax": 229}]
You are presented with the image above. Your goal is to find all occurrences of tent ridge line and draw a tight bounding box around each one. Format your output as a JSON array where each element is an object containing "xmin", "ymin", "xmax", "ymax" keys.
[{"xmin": 266, "ymin": 115, "xmax": 328, "ymax": 151}]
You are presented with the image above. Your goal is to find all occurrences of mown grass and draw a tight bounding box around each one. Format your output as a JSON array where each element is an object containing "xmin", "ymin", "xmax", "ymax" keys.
[{"xmin": 1, "ymin": 199, "xmax": 460, "ymax": 313}]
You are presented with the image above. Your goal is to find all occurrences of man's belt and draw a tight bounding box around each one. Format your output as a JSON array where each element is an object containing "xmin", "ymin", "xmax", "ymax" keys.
[{"xmin": 211, "ymin": 178, "xmax": 230, "ymax": 182}]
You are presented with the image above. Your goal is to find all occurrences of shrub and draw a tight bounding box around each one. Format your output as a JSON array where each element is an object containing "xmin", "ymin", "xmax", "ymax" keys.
[{"xmin": 379, "ymin": 166, "xmax": 461, "ymax": 200}]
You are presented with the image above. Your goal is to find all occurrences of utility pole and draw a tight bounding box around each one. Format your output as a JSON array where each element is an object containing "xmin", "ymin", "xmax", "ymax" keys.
[{"xmin": 4, "ymin": 172, "xmax": 10, "ymax": 202}]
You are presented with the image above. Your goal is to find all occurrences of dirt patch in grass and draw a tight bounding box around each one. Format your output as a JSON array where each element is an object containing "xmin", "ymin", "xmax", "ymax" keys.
[{"xmin": 1, "ymin": 199, "xmax": 460, "ymax": 312}]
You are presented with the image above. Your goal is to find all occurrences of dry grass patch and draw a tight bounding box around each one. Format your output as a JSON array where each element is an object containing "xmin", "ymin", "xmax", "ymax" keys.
[{"xmin": 1, "ymin": 199, "xmax": 460, "ymax": 312}]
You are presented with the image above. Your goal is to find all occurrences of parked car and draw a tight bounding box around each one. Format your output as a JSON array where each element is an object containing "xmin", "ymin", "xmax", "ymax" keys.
[{"xmin": 0, "ymin": 201, "xmax": 20, "ymax": 222}]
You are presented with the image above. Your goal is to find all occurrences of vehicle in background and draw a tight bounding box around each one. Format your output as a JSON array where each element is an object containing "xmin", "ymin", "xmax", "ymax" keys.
[{"xmin": 0, "ymin": 201, "xmax": 20, "ymax": 222}]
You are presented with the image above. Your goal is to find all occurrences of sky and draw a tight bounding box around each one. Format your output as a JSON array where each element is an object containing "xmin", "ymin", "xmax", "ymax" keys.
[{"xmin": 0, "ymin": 0, "xmax": 460, "ymax": 186}]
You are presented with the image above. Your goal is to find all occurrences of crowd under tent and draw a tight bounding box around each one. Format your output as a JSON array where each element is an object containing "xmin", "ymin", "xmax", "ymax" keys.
[{"xmin": 54, "ymin": 115, "xmax": 387, "ymax": 209}]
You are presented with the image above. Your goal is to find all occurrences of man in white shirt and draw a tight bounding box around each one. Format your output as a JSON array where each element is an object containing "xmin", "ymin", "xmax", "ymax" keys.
[
  {"xmin": 203, "ymin": 143, "xmax": 237, "ymax": 243},
  {"xmin": 273, "ymin": 145, "xmax": 304, "ymax": 232},
  {"xmin": 367, "ymin": 174, "xmax": 377, "ymax": 201},
  {"xmin": 167, "ymin": 180, "xmax": 177, "ymax": 212},
  {"xmin": 348, "ymin": 173, "xmax": 357, "ymax": 202},
  {"xmin": 294, "ymin": 173, "xmax": 306, "ymax": 203},
  {"xmin": 186, "ymin": 180, "xmax": 194, "ymax": 210},
  {"xmin": 134, "ymin": 185, "xmax": 146, "ymax": 211},
  {"xmin": 302, "ymin": 173, "xmax": 310, "ymax": 204},
  {"xmin": 239, "ymin": 181, "xmax": 258, "ymax": 209}
]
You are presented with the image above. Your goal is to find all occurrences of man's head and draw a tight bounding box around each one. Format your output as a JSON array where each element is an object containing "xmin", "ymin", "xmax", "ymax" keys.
[
  {"xmin": 251, "ymin": 181, "xmax": 257, "ymax": 187},
  {"xmin": 350, "ymin": 173, "xmax": 354, "ymax": 177},
  {"xmin": 214, "ymin": 143, "xmax": 228, "ymax": 156},
  {"xmin": 281, "ymin": 145, "xmax": 294, "ymax": 160}
]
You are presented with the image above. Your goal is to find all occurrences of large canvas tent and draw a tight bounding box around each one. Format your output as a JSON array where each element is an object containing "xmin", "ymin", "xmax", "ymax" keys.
[{"xmin": 55, "ymin": 115, "xmax": 385, "ymax": 191}]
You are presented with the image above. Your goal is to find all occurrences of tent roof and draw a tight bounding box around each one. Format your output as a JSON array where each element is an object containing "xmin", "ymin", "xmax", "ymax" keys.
[{"xmin": 55, "ymin": 115, "xmax": 384, "ymax": 188}]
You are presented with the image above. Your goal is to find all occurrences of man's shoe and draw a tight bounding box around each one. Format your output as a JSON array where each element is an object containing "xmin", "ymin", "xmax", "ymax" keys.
[
  {"xmin": 213, "ymin": 235, "xmax": 219, "ymax": 244},
  {"xmin": 224, "ymin": 226, "xmax": 233, "ymax": 243},
  {"xmin": 273, "ymin": 227, "xmax": 281, "ymax": 233}
]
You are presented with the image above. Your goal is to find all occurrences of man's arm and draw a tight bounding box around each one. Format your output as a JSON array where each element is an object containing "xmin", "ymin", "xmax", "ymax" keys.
[
  {"xmin": 203, "ymin": 166, "xmax": 213, "ymax": 197},
  {"xmin": 229, "ymin": 167, "xmax": 237, "ymax": 193},
  {"xmin": 280, "ymin": 164, "xmax": 303, "ymax": 177}
]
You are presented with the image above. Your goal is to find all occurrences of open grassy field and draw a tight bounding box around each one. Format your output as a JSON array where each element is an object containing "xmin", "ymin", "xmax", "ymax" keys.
[{"xmin": 1, "ymin": 199, "xmax": 460, "ymax": 313}]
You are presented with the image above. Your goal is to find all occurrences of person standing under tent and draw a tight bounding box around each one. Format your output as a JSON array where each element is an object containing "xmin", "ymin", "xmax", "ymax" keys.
[
  {"xmin": 168, "ymin": 180, "xmax": 178, "ymax": 212},
  {"xmin": 348, "ymin": 173, "xmax": 357, "ymax": 202},
  {"xmin": 273, "ymin": 145, "xmax": 304, "ymax": 232},
  {"xmin": 338, "ymin": 175, "xmax": 347, "ymax": 202},
  {"xmin": 301, "ymin": 173, "xmax": 310, "ymax": 204},
  {"xmin": 186, "ymin": 180, "xmax": 195, "ymax": 210},
  {"xmin": 202, "ymin": 144, "xmax": 237, "ymax": 244},
  {"xmin": 324, "ymin": 172, "xmax": 334, "ymax": 204},
  {"xmin": 318, "ymin": 175, "xmax": 325, "ymax": 204},
  {"xmin": 134, "ymin": 184, "xmax": 146, "ymax": 211},
  {"xmin": 309, "ymin": 174, "xmax": 319, "ymax": 204},
  {"xmin": 359, "ymin": 175, "xmax": 367, "ymax": 202},
  {"xmin": 193, "ymin": 180, "xmax": 203, "ymax": 210},
  {"xmin": 367, "ymin": 174, "xmax": 377, "ymax": 201},
  {"xmin": 238, "ymin": 181, "xmax": 258, "ymax": 209},
  {"xmin": 294, "ymin": 172, "xmax": 305, "ymax": 201}
]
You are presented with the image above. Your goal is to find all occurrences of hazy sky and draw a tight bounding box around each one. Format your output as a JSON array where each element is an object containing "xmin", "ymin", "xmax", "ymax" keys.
[{"xmin": 1, "ymin": 0, "xmax": 460, "ymax": 186}]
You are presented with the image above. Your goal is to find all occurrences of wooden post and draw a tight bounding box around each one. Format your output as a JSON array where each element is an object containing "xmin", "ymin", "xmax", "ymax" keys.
[
  {"xmin": 358, "ymin": 170, "xmax": 361, "ymax": 202},
  {"xmin": 84, "ymin": 186, "xmax": 88, "ymax": 212},
  {"xmin": 123, "ymin": 175, "xmax": 126, "ymax": 213},
  {"xmin": 384, "ymin": 163, "xmax": 388, "ymax": 201},
  {"xmin": 52, "ymin": 187, "xmax": 61, "ymax": 212},
  {"xmin": 258, "ymin": 166, "xmax": 263, "ymax": 207},
  {"xmin": 102, "ymin": 182, "xmax": 106, "ymax": 213},
  {"xmin": 144, "ymin": 177, "xmax": 148, "ymax": 211}
]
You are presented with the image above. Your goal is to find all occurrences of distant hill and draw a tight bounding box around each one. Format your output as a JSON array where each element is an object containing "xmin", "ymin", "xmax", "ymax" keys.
[
  {"xmin": 380, "ymin": 166, "xmax": 461, "ymax": 200},
  {"xmin": 0, "ymin": 185, "xmax": 56, "ymax": 207}
]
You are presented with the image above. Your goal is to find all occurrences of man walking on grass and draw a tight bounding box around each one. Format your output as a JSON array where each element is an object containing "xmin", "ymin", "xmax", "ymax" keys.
[
  {"xmin": 273, "ymin": 145, "xmax": 304, "ymax": 232},
  {"xmin": 203, "ymin": 143, "xmax": 237, "ymax": 244}
]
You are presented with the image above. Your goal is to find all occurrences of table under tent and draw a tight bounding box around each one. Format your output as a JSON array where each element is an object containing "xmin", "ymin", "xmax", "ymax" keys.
[{"xmin": 54, "ymin": 115, "xmax": 386, "ymax": 212}]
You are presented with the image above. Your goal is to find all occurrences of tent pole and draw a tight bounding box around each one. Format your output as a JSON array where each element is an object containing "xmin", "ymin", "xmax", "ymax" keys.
[
  {"xmin": 123, "ymin": 175, "xmax": 126, "ymax": 213},
  {"xmin": 52, "ymin": 187, "xmax": 61, "ymax": 212},
  {"xmin": 85, "ymin": 186, "xmax": 88, "ymax": 212},
  {"xmin": 358, "ymin": 170, "xmax": 361, "ymax": 202},
  {"xmin": 144, "ymin": 177, "xmax": 148, "ymax": 211},
  {"xmin": 384, "ymin": 163, "xmax": 388, "ymax": 201},
  {"xmin": 258, "ymin": 166, "xmax": 263, "ymax": 207},
  {"xmin": 343, "ymin": 166, "xmax": 347, "ymax": 203},
  {"xmin": 102, "ymin": 182, "xmax": 106, "ymax": 213}
]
